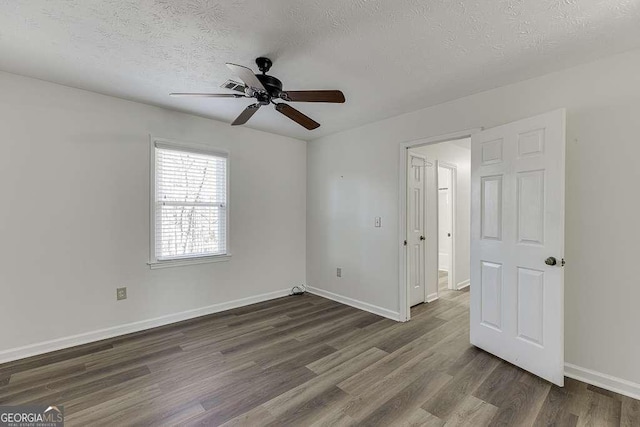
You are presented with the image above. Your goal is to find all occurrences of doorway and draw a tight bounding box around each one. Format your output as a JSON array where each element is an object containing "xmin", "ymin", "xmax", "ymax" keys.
[
  {"xmin": 406, "ymin": 137, "xmax": 471, "ymax": 308},
  {"xmin": 438, "ymin": 163, "xmax": 456, "ymax": 292}
]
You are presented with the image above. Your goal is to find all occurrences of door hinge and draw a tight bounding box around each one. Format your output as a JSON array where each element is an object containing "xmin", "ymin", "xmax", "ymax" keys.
[{"xmin": 561, "ymin": 258, "xmax": 565, "ymax": 267}]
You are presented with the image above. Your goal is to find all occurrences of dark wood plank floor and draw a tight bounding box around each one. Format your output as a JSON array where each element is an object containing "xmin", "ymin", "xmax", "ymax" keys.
[{"xmin": 1, "ymin": 289, "xmax": 637, "ymax": 426}]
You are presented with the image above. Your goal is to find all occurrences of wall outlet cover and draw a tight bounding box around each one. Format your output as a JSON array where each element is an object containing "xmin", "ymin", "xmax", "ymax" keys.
[
  {"xmin": 337, "ymin": 268, "xmax": 342, "ymax": 278},
  {"xmin": 116, "ymin": 287, "xmax": 127, "ymax": 301}
]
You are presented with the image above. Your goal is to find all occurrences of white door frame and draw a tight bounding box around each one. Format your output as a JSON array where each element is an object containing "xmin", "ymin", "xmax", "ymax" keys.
[
  {"xmin": 398, "ymin": 128, "xmax": 482, "ymax": 322},
  {"xmin": 437, "ymin": 161, "xmax": 457, "ymax": 292}
]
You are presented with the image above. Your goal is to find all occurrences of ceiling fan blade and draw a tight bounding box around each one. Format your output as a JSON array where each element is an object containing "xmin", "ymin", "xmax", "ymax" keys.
[
  {"xmin": 275, "ymin": 103, "xmax": 320, "ymax": 130},
  {"xmin": 225, "ymin": 63, "xmax": 266, "ymax": 92},
  {"xmin": 280, "ymin": 90, "xmax": 345, "ymax": 103},
  {"xmin": 231, "ymin": 103, "xmax": 261, "ymax": 126},
  {"xmin": 170, "ymin": 93, "xmax": 245, "ymax": 98}
]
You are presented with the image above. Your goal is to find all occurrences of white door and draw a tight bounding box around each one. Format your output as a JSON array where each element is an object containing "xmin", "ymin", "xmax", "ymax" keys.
[
  {"xmin": 408, "ymin": 152, "xmax": 426, "ymax": 306},
  {"xmin": 470, "ymin": 109, "xmax": 566, "ymax": 386},
  {"xmin": 438, "ymin": 166, "xmax": 453, "ymax": 272},
  {"xmin": 424, "ymin": 159, "xmax": 439, "ymax": 302}
]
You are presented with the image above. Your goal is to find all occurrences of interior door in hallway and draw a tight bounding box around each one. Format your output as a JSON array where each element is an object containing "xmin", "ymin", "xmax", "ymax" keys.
[
  {"xmin": 408, "ymin": 152, "xmax": 427, "ymax": 306},
  {"xmin": 470, "ymin": 109, "xmax": 566, "ymax": 386},
  {"xmin": 438, "ymin": 165, "xmax": 453, "ymax": 273}
]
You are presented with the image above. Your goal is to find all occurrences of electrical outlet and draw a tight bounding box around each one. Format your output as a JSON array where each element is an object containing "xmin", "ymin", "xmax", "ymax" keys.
[
  {"xmin": 375, "ymin": 217, "xmax": 382, "ymax": 227},
  {"xmin": 337, "ymin": 268, "xmax": 342, "ymax": 278},
  {"xmin": 116, "ymin": 287, "xmax": 127, "ymax": 301}
]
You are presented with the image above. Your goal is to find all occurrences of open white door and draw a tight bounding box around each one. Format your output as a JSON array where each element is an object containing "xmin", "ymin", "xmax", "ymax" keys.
[{"xmin": 470, "ymin": 109, "xmax": 565, "ymax": 386}]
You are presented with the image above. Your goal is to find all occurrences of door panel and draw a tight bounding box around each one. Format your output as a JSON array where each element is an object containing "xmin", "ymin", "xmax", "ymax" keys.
[
  {"xmin": 480, "ymin": 261, "xmax": 503, "ymax": 330},
  {"xmin": 471, "ymin": 109, "xmax": 565, "ymax": 386},
  {"xmin": 517, "ymin": 267, "xmax": 544, "ymax": 346},
  {"xmin": 412, "ymin": 188, "xmax": 421, "ymax": 232},
  {"xmin": 517, "ymin": 170, "xmax": 545, "ymax": 244},
  {"xmin": 480, "ymin": 175, "xmax": 503, "ymax": 241},
  {"xmin": 481, "ymin": 138, "xmax": 503, "ymax": 165}
]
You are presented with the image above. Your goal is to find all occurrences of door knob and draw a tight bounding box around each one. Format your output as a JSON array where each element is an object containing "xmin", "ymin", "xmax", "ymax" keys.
[
  {"xmin": 420, "ymin": 235, "xmax": 425, "ymax": 241},
  {"xmin": 545, "ymin": 257, "xmax": 557, "ymax": 266}
]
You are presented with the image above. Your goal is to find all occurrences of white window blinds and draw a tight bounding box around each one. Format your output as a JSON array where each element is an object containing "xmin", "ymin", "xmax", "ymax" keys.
[{"xmin": 154, "ymin": 143, "xmax": 228, "ymax": 261}]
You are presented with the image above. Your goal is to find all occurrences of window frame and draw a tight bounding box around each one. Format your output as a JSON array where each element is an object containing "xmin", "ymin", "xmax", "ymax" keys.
[{"xmin": 148, "ymin": 136, "xmax": 231, "ymax": 269}]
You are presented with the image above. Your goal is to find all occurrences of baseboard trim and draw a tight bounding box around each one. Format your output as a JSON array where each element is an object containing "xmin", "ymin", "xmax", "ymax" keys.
[
  {"xmin": 426, "ymin": 292, "xmax": 439, "ymax": 303},
  {"xmin": 0, "ymin": 288, "xmax": 291, "ymax": 365},
  {"xmin": 565, "ymin": 363, "xmax": 640, "ymax": 400},
  {"xmin": 306, "ymin": 286, "xmax": 400, "ymax": 321},
  {"xmin": 456, "ymin": 280, "xmax": 470, "ymax": 290}
]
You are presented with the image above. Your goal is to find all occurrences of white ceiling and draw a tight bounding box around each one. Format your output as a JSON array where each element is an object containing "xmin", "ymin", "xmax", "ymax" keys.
[{"xmin": 1, "ymin": 1, "xmax": 640, "ymax": 141}]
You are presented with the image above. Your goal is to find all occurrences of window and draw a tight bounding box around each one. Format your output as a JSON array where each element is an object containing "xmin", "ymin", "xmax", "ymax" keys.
[{"xmin": 149, "ymin": 139, "xmax": 229, "ymax": 268}]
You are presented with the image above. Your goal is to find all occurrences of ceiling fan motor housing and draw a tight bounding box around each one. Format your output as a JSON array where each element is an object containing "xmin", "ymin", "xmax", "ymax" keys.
[{"xmin": 256, "ymin": 73, "xmax": 283, "ymax": 99}]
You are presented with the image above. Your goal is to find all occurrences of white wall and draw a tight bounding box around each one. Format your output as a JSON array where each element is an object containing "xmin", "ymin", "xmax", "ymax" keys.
[
  {"xmin": 412, "ymin": 141, "xmax": 471, "ymax": 292},
  {"xmin": 0, "ymin": 71, "xmax": 307, "ymax": 357},
  {"xmin": 307, "ymin": 48, "xmax": 640, "ymax": 385}
]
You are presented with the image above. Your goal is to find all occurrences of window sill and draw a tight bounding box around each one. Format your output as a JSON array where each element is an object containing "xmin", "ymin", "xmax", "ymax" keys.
[{"xmin": 148, "ymin": 254, "xmax": 232, "ymax": 270}]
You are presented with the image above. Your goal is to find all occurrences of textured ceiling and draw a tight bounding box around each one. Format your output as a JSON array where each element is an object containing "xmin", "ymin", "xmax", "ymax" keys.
[{"xmin": 1, "ymin": 1, "xmax": 640, "ymax": 141}]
